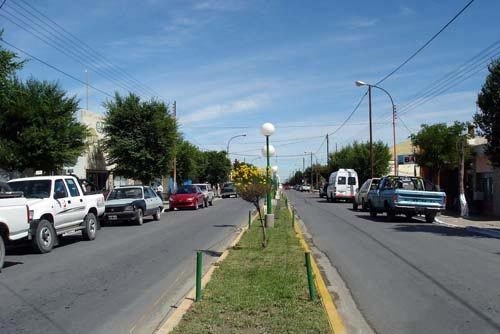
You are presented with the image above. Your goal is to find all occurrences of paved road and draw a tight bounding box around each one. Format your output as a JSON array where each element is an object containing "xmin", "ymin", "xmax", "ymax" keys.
[
  {"xmin": 287, "ymin": 190, "xmax": 500, "ymax": 334},
  {"xmin": 0, "ymin": 198, "xmax": 252, "ymax": 334}
]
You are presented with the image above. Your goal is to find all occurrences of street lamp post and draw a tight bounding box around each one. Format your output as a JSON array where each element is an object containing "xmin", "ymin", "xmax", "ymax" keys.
[
  {"xmin": 261, "ymin": 123, "xmax": 275, "ymax": 218},
  {"xmin": 355, "ymin": 81, "xmax": 397, "ymax": 176},
  {"xmin": 226, "ymin": 134, "xmax": 247, "ymax": 160},
  {"xmin": 304, "ymin": 151, "xmax": 314, "ymax": 191}
]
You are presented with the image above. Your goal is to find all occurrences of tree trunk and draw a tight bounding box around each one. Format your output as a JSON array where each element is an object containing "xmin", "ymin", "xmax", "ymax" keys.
[
  {"xmin": 254, "ymin": 199, "xmax": 267, "ymax": 248},
  {"xmin": 458, "ymin": 139, "xmax": 469, "ymax": 217},
  {"xmin": 436, "ymin": 168, "xmax": 441, "ymax": 191}
]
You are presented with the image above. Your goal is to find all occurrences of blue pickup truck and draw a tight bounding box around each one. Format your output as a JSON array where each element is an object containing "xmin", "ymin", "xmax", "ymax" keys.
[{"xmin": 367, "ymin": 176, "xmax": 446, "ymax": 223}]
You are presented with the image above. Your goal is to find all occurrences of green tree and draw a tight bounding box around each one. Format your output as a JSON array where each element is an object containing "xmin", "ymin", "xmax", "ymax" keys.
[
  {"xmin": 201, "ymin": 151, "xmax": 231, "ymax": 185},
  {"xmin": 0, "ymin": 78, "xmax": 89, "ymax": 173},
  {"xmin": 410, "ymin": 122, "xmax": 468, "ymax": 187},
  {"xmin": 329, "ymin": 141, "xmax": 391, "ymax": 184},
  {"xmin": 475, "ymin": 58, "xmax": 500, "ymax": 167},
  {"xmin": 103, "ymin": 93, "xmax": 178, "ymax": 185},
  {"xmin": 0, "ymin": 31, "xmax": 24, "ymax": 86},
  {"xmin": 176, "ymin": 139, "xmax": 203, "ymax": 183}
]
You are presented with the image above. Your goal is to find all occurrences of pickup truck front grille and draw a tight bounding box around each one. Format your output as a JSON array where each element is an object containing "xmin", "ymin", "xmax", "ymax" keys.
[{"xmin": 105, "ymin": 206, "xmax": 125, "ymax": 213}]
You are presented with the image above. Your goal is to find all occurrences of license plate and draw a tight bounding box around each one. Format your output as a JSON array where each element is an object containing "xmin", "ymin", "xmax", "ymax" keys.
[{"xmin": 108, "ymin": 215, "xmax": 117, "ymax": 220}]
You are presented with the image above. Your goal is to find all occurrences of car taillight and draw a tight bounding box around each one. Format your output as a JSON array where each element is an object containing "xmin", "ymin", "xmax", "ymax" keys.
[{"xmin": 27, "ymin": 206, "xmax": 33, "ymax": 223}]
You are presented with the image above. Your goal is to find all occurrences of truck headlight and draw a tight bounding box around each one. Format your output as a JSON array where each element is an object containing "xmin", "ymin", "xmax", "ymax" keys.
[{"xmin": 124, "ymin": 205, "xmax": 134, "ymax": 211}]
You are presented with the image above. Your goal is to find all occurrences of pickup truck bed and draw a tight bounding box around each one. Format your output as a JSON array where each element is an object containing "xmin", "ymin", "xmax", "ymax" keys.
[{"xmin": 367, "ymin": 176, "xmax": 446, "ymax": 223}]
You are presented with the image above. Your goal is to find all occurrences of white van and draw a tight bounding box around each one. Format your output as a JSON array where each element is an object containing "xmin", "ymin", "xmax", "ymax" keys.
[{"xmin": 326, "ymin": 169, "xmax": 358, "ymax": 202}]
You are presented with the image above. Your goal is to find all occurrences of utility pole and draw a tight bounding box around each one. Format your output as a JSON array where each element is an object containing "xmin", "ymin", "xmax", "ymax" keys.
[
  {"xmin": 326, "ymin": 134, "xmax": 330, "ymax": 165},
  {"xmin": 368, "ymin": 85, "xmax": 374, "ymax": 178},
  {"xmin": 173, "ymin": 101, "xmax": 177, "ymax": 192},
  {"xmin": 310, "ymin": 152, "xmax": 313, "ymax": 190},
  {"xmin": 302, "ymin": 157, "xmax": 305, "ymax": 183}
]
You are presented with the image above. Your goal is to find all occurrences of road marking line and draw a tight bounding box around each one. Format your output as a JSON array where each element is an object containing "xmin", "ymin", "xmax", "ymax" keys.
[{"xmin": 289, "ymin": 204, "xmax": 346, "ymax": 334}]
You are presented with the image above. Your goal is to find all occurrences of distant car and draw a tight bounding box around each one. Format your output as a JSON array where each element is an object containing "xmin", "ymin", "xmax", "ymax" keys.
[
  {"xmin": 301, "ymin": 185, "xmax": 311, "ymax": 192},
  {"xmin": 221, "ymin": 183, "xmax": 237, "ymax": 198},
  {"xmin": 169, "ymin": 185, "xmax": 205, "ymax": 210},
  {"xmin": 319, "ymin": 183, "xmax": 329, "ymax": 198},
  {"xmin": 103, "ymin": 186, "xmax": 163, "ymax": 225},
  {"xmin": 353, "ymin": 178, "xmax": 379, "ymax": 211},
  {"xmin": 192, "ymin": 183, "xmax": 214, "ymax": 207}
]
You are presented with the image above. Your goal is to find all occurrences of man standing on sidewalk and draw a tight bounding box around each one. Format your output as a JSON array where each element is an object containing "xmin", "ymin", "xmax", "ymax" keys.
[{"xmin": 157, "ymin": 183, "xmax": 164, "ymax": 200}]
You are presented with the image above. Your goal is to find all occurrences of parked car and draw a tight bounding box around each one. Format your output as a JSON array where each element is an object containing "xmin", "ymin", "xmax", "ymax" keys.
[
  {"xmin": 221, "ymin": 182, "xmax": 237, "ymax": 198},
  {"xmin": 319, "ymin": 183, "xmax": 329, "ymax": 198},
  {"xmin": 353, "ymin": 178, "xmax": 380, "ymax": 211},
  {"xmin": 327, "ymin": 169, "xmax": 358, "ymax": 202},
  {"xmin": 0, "ymin": 182, "xmax": 29, "ymax": 270},
  {"xmin": 103, "ymin": 186, "xmax": 163, "ymax": 225},
  {"xmin": 169, "ymin": 185, "xmax": 206, "ymax": 210},
  {"xmin": 192, "ymin": 183, "xmax": 214, "ymax": 207},
  {"xmin": 8, "ymin": 175, "xmax": 105, "ymax": 253},
  {"xmin": 367, "ymin": 176, "xmax": 446, "ymax": 223},
  {"xmin": 301, "ymin": 184, "xmax": 311, "ymax": 192}
]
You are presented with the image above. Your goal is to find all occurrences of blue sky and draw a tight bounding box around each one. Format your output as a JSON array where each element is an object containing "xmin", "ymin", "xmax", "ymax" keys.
[{"xmin": 1, "ymin": 0, "xmax": 498, "ymax": 179}]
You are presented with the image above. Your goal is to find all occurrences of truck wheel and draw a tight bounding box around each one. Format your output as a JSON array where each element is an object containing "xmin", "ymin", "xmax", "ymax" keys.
[
  {"xmin": 153, "ymin": 207, "xmax": 161, "ymax": 221},
  {"xmin": 353, "ymin": 202, "xmax": 358, "ymax": 211},
  {"xmin": 209, "ymin": 200, "xmax": 213, "ymax": 206},
  {"xmin": 0, "ymin": 236, "xmax": 5, "ymax": 271},
  {"xmin": 386, "ymin": 210, "xmax": 396, "ymax": 221},
  {"xmin": 82, "ymin": 212, "xmax": 97, "ymax": 241},
  {"xmin": 136, "ymin": 209, "xmax": 144, "ymax": 225},
  {"xmin": 33, "ymin": 219, "xmax": 55, "ymax": 254},
  {"xmin": 362, "ymin": 199, "xmax": 367, "ymax": 211},
  {"xmin": 425, "ymin": 212, "xmax": 436, "ymax": 224},
  {"xmin": 204, "ymin": 199, "xmax": 208, "ymax": 208}
]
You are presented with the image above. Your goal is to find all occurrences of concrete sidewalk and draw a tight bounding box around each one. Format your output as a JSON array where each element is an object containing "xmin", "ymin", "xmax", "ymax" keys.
[{"xmin": 434, "ymin": 213, "xmax": 500, "ymax": 238}]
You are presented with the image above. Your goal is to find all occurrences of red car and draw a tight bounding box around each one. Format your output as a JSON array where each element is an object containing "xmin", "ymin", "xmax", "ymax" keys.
[{"xmin": 169, "ymin": 185, "xmax": 206, "ymax": 211}]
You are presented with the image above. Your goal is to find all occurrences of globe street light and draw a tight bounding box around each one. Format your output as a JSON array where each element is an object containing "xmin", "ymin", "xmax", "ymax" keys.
[
  {"xmin": 355, "ymin": 80, "xmax": 397, "ymax": 177},
  {"xmin": 261, "ymin": 122, "xmax": 275, "ymax": 216}
]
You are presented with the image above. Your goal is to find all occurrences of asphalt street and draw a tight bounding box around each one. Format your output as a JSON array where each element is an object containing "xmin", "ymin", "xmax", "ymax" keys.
[
  {"xmin": 0, "ymin": 197, "xmax": 252, "ymax": 334},
  {"xmin": 287, "ymin": 190, "xmax": 500, "ymax": 334}
]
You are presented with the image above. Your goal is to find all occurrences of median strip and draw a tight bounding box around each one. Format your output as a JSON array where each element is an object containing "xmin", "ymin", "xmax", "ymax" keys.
[{"xmin": 163, "ymin": 199, "xmax": 331, "ymax": 333}]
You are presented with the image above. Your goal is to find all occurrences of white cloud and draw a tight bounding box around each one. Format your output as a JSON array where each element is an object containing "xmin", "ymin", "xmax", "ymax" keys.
[
  {"xmin": 180, "ymin": 94, "xmax": 266, "ymax": 124},
  {"xmin": 193, "ymin": 0, "xmax": 246, "ymax": 11},
  {"xmin": 342, "ymin": 17, "xmax": 380, "ymax": 29}
]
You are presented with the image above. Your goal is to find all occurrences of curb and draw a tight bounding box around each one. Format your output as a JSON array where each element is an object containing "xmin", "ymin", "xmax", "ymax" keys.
[
  {"xmin": 288, "ymin": 205, "xmax": 346, "ymax": 334},
  {"xmin": 434, "ymin": 217, "xmax": 500, "ymax": 239},
  {"xmin": 155, "ymin": 209, "xmax": 259, "ymax": 334}
]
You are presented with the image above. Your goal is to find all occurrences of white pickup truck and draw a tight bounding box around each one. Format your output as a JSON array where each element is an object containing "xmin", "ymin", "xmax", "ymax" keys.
[
  {"xmin": 0, "ymin": 182, "xmax": 29, "ymax": 270},
  {"xmin": 7, "ymin": 175, "xmax": 105, "ymax": 254}
]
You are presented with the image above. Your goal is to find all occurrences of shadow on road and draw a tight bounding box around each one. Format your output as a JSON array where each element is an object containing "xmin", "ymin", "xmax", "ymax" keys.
[
  {"xmin": 393, "ymin": 224, "xmax": 495, "ymax": 238},
  {"xmin": 2, "ymin": 260, "xmax": 23, "ymax": 269},
  {"xmin": 101, "ymin": 218, "xmax": 155, "ymax": 227},
  {"xmin": 355, "ymin": 214, "xmax": 411, "ymax": 224},
  {"xmin": 197, "ymin": 249, "xmax": 223, "ymax": 257},
  {"xmin": 212, "ymin": 224, "xmax": 237, "ymax": 228}
]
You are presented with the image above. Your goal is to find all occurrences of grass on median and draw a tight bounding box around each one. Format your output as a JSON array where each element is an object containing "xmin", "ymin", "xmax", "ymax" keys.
[{"xmin": 171, "ymin": 199, "xmax": 330, "ymax": 334}]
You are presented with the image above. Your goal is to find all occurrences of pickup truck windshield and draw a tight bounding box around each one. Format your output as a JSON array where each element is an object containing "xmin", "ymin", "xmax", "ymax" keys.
[
  {"xmin": 107, "ymin": 188, "xmax": 142, "ymax": 200},
  {"xmin": 8, "ymin": 180, "xmax": 52, "ymax": 198},
  {"xmin": 393, "ymin": 178, "xmax": 425, "ymax": 191}
]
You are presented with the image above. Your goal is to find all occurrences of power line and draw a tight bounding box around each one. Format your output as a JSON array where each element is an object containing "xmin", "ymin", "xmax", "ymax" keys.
[
  {"xmin": 0, "ymin": 6, "xmax": 150, "ymax": 99},
  {"xmin": 0, "ymin": 38, "xmax": 114, "ymax": 98},
  {"xmin": 376, "ymin": 0, "xmax": 476, "ymax": 85},
  {"xmin": 328, "ymin": 92, "xmax": 367, "ymax": 136},
  {"xmin": 15, "ymin": 0, "xmax": 161, "ymax": 98}
]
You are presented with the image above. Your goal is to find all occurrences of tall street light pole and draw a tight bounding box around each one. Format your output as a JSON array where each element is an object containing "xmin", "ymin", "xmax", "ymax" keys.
[
  {"xmin": 261, "ymin": 123, "xmax": 275, "ymax": 217},
  {"xmin": 304, "ymin": 151, "xmax": 314, "ymax": 191},
  {"xmin": 355, "ymin": 81, "xmax": 397, "ymax": 177},
  {"xmin": 226, "ymin": 134, "xmax": 247, "ymax": 160}
]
